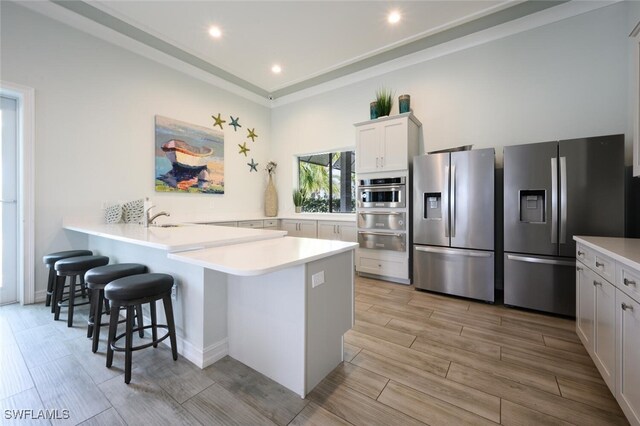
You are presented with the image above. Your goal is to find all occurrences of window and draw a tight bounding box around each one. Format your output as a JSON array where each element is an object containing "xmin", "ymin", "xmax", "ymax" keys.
[{"xmin": 297, "ymin": 150, "xmax": 355, "ymax": 213}]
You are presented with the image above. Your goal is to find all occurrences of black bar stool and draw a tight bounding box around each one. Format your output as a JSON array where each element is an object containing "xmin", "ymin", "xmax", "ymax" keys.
[
  {"xmin": 43, "ymin": 250, "xmax": 92, "ymax": 312},
  {"xmin": 85, "ymin": 263, "xmax": 148, "ymax": 353},
  {"xmin": 54, "ymin": 255, "xmax": 109, "ymax": 327},
  {"xmin": 105, "ymin": 273, "xmax": 178, "ymax": 384}
]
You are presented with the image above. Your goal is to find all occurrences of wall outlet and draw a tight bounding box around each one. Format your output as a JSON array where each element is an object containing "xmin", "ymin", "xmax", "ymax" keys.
[
  {"xmin": 171, "ymin": 283, "xmax": 178, "ymax": 301},
  {"xmin": 311, "ymin": 271, "xmax": 325, "ymax": 288}
]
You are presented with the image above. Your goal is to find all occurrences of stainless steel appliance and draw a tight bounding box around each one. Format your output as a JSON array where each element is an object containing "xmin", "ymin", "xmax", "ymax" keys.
[
  {"xmin": 357, "ymin": 177, "xmax": 406, "ymax": 208},
  {"xmin": 413, "ymin": 148, "xmax": 495, "ymax": 302},
  {"xmin": 503, "ymin": 135, "xmax": 624, "ymax": 316}
]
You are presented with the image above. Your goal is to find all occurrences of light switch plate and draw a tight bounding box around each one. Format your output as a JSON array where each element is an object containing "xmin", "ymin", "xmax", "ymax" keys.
[{"xmin": 312, "ymin": 271, "xmax": 325, "ymax": 288}]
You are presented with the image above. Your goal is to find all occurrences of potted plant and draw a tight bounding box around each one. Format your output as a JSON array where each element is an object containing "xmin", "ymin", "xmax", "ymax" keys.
[
  {"xmin": 375, "ymin": 87, "xmax": 394, "ymax": 117},
  {"xmin": 292, "ymin": 188, "xmax": 306, "ymax": 213}
]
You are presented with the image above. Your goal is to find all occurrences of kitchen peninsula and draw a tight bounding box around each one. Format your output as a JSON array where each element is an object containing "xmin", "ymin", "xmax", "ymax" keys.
[{"xmin": 63, "ymin": 220, "xmax": 357, "ymax": 397}]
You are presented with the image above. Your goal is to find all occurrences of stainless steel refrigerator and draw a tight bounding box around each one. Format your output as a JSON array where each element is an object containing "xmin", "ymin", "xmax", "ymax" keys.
[
  {"xmin": 413, "ymin": 148, "xmax": 495, "ymax": 302},
  {"xmin": 503, "ymin": 135, "xmax": 624, "ymax": 316}
]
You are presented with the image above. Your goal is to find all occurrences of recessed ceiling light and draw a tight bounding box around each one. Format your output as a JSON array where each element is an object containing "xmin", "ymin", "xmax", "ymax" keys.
[
  {"xmin": 208, "ymin": 26, "xmax": 222, "ymax": 39},
  {"xmin": 271, "ymin": 64, "xmax": 282, "ymax": 74},
  {"xmin": 388, "ymin": 10, "xmax": 401, "ymax": 24}
]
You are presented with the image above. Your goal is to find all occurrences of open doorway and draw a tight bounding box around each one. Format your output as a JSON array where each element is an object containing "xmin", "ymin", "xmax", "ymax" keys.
[{"xmin": 0, "ymin": 82, "xmax": 34, "ymax": 305}]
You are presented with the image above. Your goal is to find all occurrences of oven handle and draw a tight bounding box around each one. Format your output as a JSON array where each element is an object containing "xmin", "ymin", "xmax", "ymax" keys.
[
  {"xmin": 358, "ymin": 231, "xmax": 404, "ymax": 238},
  {"xmin": 358, "ymin": 211, "xmax": 403, "ymax": 215},
  {"xmin": 358, "ymin": 185, "xmax": 404, "ymax": 191}
]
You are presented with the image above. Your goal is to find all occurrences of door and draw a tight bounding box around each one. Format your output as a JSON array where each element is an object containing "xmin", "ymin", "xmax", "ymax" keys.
[
  {"xmin": 576, "ymin": 263, "xmax": 594, "ymax": 351},
  {"xmin": 504, "ymin": 141, "xmax": 557, "ymax": 256},
  {"xmin": 617, "ymin": 289, "xmax": 640, "ymax": 425},
  {"xmin": 450, "ymin": 148, "xmax": 494, "ymax": 250},
  {"xmin": 558, "ymin": 135, "xmax": 624, "ymax": 258},
  {"xmin": 504, "ymin": 253, "xmax": 575, "ymax": 316},
  {"xmin": 379, "ymin": 119, "xmax": 407, "ymax": 172},
  {"xmin": 1, "ymin": 96, "xmax": 18, "ymax": 305},
  {"xmin": 593, "ymin": 277, "xmax": 616, "ymax": 392},
  {"xmin": 318, "ymin": 222, "xmax": 340, "ymax": 240},
  {"xmin": 413, "ymin": 153, "xmax": 449, "ymax": 247},
  {"xmin": 355, "ymin": 124, "xmax": 379, "ymax": 173}
]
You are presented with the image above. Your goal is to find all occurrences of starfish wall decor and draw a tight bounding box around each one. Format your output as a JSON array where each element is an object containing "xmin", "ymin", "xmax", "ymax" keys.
[
  {"xmin": 247, "ymin": 158, "xmax": 258, "ymax": 172},
  {"xmin": 229, "ymin": 116, "xmax": 241, "ymax": 131},
  {"xmin": 238, "ymin": 142, "xmax": 250, "ymax": 156},
  {"xmin": 212, "ymin": 113, "xmax": 226, "ymax": 129},
  {"xmin": 247, "ymin": 128, "xmax": 258, "ymax": 142}
]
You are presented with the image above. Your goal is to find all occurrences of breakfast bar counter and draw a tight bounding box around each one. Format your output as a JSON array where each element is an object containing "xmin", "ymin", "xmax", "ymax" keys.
[{"xmin": 64, "ymin": 220, "xmax": 357, "ymax": 397}]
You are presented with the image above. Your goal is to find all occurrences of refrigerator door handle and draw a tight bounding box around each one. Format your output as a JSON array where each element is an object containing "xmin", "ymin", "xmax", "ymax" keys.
[
  {"xmin": 551, "ymin": 157, "xmax": 558, "ymax": 244},
  {"xmin": 450, "ymin": 164, "xmax": 456, "ymax": 238},
  {"xmin": 506, "ymin": 254, "xmax": 575, "ymax": 267},
  {"xmin": 560, "ymin": 156, "xmax": 567, "ymax": 244},
  {"xmin": 415, "ymin": 246, "xmax": 492, "ymax": 258},
  {"xmin": 443, "ymin": 165, "xmax": 450, "ymax": 238}
]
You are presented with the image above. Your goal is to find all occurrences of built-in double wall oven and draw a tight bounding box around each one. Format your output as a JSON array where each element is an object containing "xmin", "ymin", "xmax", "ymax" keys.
[{"xmin": 357, "ymin": 176, "xmax": 407, "ymax": 253}]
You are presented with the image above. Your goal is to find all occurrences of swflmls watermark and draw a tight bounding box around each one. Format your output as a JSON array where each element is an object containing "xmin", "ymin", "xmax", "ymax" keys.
[{"xmin": 4, "ymin": 409, "xmax": 70, "ymax": 420}]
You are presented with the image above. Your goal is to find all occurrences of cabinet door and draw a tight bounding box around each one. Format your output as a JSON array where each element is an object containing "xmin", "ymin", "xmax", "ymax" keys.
[
  {"xmin": 379, "ymin": 119, "xmax": 408, "ymax": 172},
  {"xmin": 337, "ymin": 224, "xmax": 357, "ymax": 242},
  {"xmin": 299, "ymin": 221, "xmax": 318, "ymax": 238},
  {"xmin": 576, "ymin": 264, "xmax": 595, "ymax": 352},
  {"xmin": 356, "ymin": 124, "xmax": 380, "ymax": 173},
  {"xmin": 280, "ymin": 220, "xmax": 302, "ymax": 237},
  {"xmin": 594, "ymin": 278, "xmax": 616, "ymax": 392},
  {"xmin": 317, "ymin": 222, "xmax": 339, "ymax": 240},
  {"xmin": 617, "ymin": 289, "xmax": 640, "ymax": 425}
]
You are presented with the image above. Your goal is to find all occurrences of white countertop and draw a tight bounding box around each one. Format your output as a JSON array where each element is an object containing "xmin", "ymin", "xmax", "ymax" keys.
[
  {"xmin": 64, "ymin": 220, "xmax": 287, "ymax": 252},
  {"xmin": 168, "ymin": 237, "xmax": 358, "ymax": 276},
  {"xmin": 181, "ymin": 212, "xmax": 356, "ymax": 224},
  {"xmin": 574, "ymin": 236, "xmax": 640, "ymax": 271}
]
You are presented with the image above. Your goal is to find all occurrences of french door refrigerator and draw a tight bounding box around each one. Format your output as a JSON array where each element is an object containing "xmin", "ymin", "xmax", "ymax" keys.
[
  {"xmin": 503, "ymin": 135, "xmax": 624, "ymax": 316},
  {"xmin": 413, "ymin": 148, "xmax": 495, "ymax": 302}
]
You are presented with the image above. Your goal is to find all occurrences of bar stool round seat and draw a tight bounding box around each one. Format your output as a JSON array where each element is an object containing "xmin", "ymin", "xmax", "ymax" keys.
[
  {"xmin": 54, "ymin": 255, "xmax": 109, "ymax": 327},
  {"xmin": 105, "ymin": 273, "xmax": 178, "ymax": 384},
  {"xmin": 43, "ymin": 250, "xmax": 92, "ymax": 311},
  {"xmin": 85, "ymin": 263, "xmax": 148, "ymax": 353}
]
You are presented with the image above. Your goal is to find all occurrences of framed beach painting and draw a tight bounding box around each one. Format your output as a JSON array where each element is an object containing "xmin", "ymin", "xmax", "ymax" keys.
[{"xmin": 155, "ymin": 115, "xmax": 224, "ymax": 194}]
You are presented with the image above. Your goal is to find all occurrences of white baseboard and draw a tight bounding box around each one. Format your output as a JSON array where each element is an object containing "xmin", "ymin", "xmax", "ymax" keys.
[
  {"xmin": 34, "ymin": 289, "xmax": 47, "ymax": 303},
  {"xmin": 142, "ymin": 313, "xmax": 228, "ymax": 368}
]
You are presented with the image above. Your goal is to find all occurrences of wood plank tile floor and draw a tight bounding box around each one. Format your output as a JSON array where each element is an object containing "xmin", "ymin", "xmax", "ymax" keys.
[{"xmin": 0, "ymin": 276, "xmax": 629, "ymax": 425}]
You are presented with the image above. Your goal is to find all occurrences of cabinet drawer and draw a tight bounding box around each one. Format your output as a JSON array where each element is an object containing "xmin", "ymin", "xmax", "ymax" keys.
[
  {"xmin": 210, "ymin": 221, "xmax": 238, "ymax": 227},
  {"xmin": 358, "ymin": 256, "xmax": 407, "ymax": 279},
  {"xmin": 358, "ymin": 231, "xmax": 406, "ymax": 252},
  {"xmin": 238, "ymin": 220, "xmax": 263, "ymax": 228},
  {"xmin": 264, "ymin": 219, "xmax": 278, "ymax": 228},
  {"xmin": 576, "ymin": 244, "xmax": 594, "ymax": 265},
  {"xmin": 617, "ymin": 263, "xmax": 640, "ymax": 302},
  {"xmin": 593, "ymin": 251, "xmax": 616, "ymax": 283}
]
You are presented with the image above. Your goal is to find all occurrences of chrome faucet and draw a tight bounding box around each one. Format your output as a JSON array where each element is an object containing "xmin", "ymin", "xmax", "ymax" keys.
[{"xmin": 144, "ymin": 205, "xmax": 170, "ymax": 227}]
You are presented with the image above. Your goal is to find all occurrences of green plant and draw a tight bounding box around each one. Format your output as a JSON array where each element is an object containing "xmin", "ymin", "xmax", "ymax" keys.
[
  {"xmin": 292, "ymin": 188, "xmax": 307, "ymax": 207},
  {"xmin": 375, "ymin": 87, "xmax": 394, "ymax": 117}
]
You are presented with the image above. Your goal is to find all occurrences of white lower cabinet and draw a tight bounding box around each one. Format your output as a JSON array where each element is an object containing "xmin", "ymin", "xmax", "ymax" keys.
[
  {"xmin": 575, "ymin": 240, "xmax": 640, "ymax": 426},
  {"xmin": 317, "ymin": 221, "xmax": 356, "ymax": 242},
  {"xmin": 617, "ymin": 288, "xmax": 640, "ymax": 426},
  {"xmin": 280, "ymin": 219, "xmax": 317, "ymax": 238}
]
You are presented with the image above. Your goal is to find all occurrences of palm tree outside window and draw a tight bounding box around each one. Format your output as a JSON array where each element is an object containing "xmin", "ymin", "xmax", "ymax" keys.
[{"xmin": 297, "ymin": 151, "xmax": 355, "ymax": 213}]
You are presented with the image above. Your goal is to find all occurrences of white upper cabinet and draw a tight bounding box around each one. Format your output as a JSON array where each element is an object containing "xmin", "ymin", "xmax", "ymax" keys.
[{"xmin": 355, "ymin": 113, "xmax": 421, "ymax": 174}]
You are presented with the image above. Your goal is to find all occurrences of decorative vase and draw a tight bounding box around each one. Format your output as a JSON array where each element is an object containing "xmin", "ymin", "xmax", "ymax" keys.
[
  {"xmin": 399, "ymin": 94, "xmax": 410, "ymax": 113},
  {"xmin": 370, "ymin": 102, "xmax": 378, "ymax": 120},
  {"xmin": 295, "ymin": 206, "xmax": 302, "ymax": 213},
  {"xmin": 264, "ymin": 175, "xmax": 278, "ymax": 217}
]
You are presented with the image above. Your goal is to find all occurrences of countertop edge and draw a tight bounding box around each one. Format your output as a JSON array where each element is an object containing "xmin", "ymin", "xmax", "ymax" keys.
[{"xmin": 574, "ymin": 236, "xmax": 640, "ymax": 272}]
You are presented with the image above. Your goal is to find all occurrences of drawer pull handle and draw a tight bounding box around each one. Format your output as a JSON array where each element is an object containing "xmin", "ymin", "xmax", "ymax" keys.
[
  {"xmin": 577, "ymin": 250, "xmax": 584, "ymax": 256},
  {"xmin": 622, "ymin": 303, "xmax": 634, "ymax": 311},
  {"xmin": 576, "ymin": 266, "xmax": 583, "ymax": 271},
  {"xmin": 624, "ymin": 278, "xmax": 637, "ymax": 287},
  {"xmin": 595, "ymin": 261, "xmax": 604, "ymax": 268},
  {"xmin": 593, "ymin": 280, "xmax": 602, "ymax": 287}
]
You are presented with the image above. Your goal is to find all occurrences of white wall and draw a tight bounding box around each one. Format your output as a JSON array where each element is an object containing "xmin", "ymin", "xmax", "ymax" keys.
[
  {"xmin": 1, "ymin": 3, "xmax": 272, "ymax": 294},
  {"xmin": 271, "ymin": 2, "xmax": 630, "ymax": 209}
]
